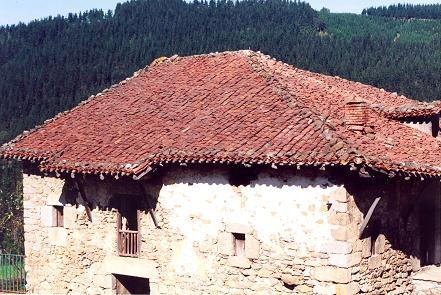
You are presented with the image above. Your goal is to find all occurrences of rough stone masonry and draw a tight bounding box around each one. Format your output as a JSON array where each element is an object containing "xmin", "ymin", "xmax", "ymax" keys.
[{"xmin": 21, "ymin": 164, "xmax": 438, "ymax": 295}]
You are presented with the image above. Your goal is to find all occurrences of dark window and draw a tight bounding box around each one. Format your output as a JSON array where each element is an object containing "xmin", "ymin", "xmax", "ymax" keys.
[
  {"xmin": 229, "ymin": 166, "xmax": 258, "ymax": 186},
  {"xmin": 119, "ymin": 197, "xmax": 139, "ymax": 231},
  {"xmin": 233, "ymin": 233, "xmax": 246, "ymax": 257},
  {"xmin": 53, "ymin": 206, "xmax": 64, "ymax": 227},
  {"xmin": 283, "ymin": 282, "xmax": 296, "ymax": 291}
]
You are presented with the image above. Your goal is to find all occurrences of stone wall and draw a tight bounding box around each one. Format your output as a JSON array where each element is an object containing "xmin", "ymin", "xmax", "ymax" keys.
[
  {"xmin": 23, "ymin": 173, "xmax": 119, "ymax": 295},
  {"xmin": 138, "ymin": 167, "xmax": 359, "ymax": 295},
  {"xmin": 345, "ymin": 177, "xmax": 441, "ymax": 295},
  {"xmin": 21, "ymin": 165, "xmax": 439, "ymax": 294}
]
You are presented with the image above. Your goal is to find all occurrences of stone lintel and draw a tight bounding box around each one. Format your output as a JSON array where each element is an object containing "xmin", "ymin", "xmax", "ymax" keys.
[
  {"xmin": 225, "ymin": 222, "xmax": 252, "ymax": 234},
  {"xmin": 102, "ymin": 256, "xmax": 159, "ymax": 279}
]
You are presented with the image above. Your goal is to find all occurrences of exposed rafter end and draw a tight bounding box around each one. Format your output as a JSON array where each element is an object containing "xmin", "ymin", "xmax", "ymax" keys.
[
  {"xmin": 359, "ymin": 197, "xmax": 381, "ymax": 238},
  {"xmin": 133, "ymin": 167, "xmax": 153, "ymax": 181}
]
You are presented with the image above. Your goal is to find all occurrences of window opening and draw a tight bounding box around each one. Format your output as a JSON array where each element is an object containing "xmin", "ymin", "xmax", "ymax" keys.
[
  {"xmin": 53, "ymin": 206, "xmax": 64, "ymax": 227},
  {"xmin": 110, "ymin": 195, "xmax": 141, "ymax": 257},
  {"xmin": 228, "ymin": 166, "xmax": 258, "ymax": 186},
  {"xmin": 233, "ymin": 233, "xmax": 246, "ymax": 257}
]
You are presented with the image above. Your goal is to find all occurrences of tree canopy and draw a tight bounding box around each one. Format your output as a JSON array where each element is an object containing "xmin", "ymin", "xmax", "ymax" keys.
[{"xmin": 363, "ymin": 4, "xmax": 441, "ymax": 20}]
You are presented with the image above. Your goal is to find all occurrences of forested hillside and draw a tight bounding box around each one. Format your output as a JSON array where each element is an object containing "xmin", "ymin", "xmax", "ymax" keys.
[
  {"xmin": 0, "ymin": 0, "xmax": 441, "ymax": 252},
  {"xmin": 0, "ymin": 0, "xmax": 317, "ymax": 143},
  {"xmin": 363, "ymin": 3, "xmax": 441, "ymax": 19}
]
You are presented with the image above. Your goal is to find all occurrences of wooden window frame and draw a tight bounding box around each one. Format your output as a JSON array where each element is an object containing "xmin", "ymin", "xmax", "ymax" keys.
[{"xmin": 53, "ymin": 205, "xmax": 64, "ymax": 227}]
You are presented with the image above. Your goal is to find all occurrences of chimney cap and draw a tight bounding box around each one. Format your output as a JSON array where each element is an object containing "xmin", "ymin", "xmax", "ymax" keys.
[{"xmin": 344, "ymin": 95, "xmax": 368, "ymax": 104}]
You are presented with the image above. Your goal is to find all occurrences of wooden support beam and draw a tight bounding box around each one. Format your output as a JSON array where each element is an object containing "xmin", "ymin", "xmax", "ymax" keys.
[
  {"xmin": 76, "ymin": 179, "xmax": 93, "ymax": 222},
  {"xmin": 359, "ymin": 197, "xmax": 381, "ymax": 238},
  {"xmin": 139, "ymin": 183, "xmax": 160, "ymax": 228}
]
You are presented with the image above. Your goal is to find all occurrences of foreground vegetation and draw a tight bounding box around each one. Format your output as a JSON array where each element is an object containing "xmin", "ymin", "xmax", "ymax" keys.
[
  {"xmin": 0, "ymin": 0, "xmax": 440, "ymax": 252},
  {"xmin": 0, "ymin": 163, "xmax": 23, "ymax": 253}
]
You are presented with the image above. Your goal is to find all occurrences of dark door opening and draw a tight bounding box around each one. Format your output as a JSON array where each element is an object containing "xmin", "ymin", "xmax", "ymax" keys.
[
  {"xmin": 109, "ymin": 195, "xmax": 141, "ymax": 257},
  {"xmin": 114, "ymin": 195, "xmax": 139, "ymax": 231},
  {"xmin": 114, "ymin": 274, "xmax": 150, "ymax": 295},
  {"xmin": 418, "ymin": 182, "xmax": 441, "ymax": 266}
]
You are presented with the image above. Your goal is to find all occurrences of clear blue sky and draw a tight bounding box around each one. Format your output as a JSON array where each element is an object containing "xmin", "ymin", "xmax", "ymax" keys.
[{"xmin": 0, "ymin": 0, "xmax": 440, "ymax": 26}]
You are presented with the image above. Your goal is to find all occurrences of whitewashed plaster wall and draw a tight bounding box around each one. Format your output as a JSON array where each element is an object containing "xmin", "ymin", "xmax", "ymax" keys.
[
  {"xmin": 403, "ymin": 121, "xmax": 433, "ymax": 136},
  {"xmin": 22, "ymin": 166, "xmax": 364, "ymax": 295},
  {"xmin": 158, "ymin": 167, "xmax": 341, "ymax": 275}
]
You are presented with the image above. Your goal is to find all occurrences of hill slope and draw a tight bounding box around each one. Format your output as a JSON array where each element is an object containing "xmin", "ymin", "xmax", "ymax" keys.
[
  {"xmin": 363, "ymin": 3, "xmax": 441, "ymax": 19},
  {"xmin": 1, "ymin": 0, "xmax": 440, "ymax": 143}
]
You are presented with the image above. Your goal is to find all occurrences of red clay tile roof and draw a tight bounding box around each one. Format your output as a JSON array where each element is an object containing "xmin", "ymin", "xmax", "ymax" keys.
[{"xmin": 1, "ymin": 50, "xmax": 441, "ymax": 178}]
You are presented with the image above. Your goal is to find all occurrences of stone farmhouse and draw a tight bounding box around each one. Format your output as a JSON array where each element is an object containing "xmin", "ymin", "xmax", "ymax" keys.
[{"xmin": 1, "ymin": 50, "xmax": 441, "ymax": 295}]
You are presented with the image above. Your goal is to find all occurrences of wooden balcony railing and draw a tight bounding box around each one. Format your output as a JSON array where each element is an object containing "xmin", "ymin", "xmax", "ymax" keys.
[{"xmin": 118, "ymin": 230, "xmax": 140, "ymax": 257}]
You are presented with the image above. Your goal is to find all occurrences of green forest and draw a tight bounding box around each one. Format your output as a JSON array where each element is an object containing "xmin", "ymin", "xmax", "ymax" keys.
[
  {"xmin": 0, "ymin": 0, "xmax": 440, "ymax": 252},
  {"xmin": 363, "ymin": 3, "xmax": 441, "ymax": 19}
]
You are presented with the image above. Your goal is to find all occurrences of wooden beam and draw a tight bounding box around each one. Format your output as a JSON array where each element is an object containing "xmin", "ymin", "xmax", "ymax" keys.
[
  {"xmin": 137, "ymin": 209, "xmax": 141, "ymax": 257},
  {"xmin": 76, "ymin": 179, "xmax": 93, "ymax": 222},
  {"xmin": 359, "ymin": 197, "xmax": 381, "ymax": 238},
  {"xmin": 139, "ymin": 183, "xmax": 160, "ymax": 228}
]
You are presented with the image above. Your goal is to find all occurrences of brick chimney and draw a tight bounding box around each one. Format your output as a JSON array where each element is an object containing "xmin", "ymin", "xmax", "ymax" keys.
[{"xmin": 344, "ymin": 99, "xmax": 373, "ymax": 134}]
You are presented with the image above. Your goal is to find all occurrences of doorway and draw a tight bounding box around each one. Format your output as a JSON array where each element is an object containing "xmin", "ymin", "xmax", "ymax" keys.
[{"xmin": 114, "ymin": 274, "xmax": 150, "ymax": 295}]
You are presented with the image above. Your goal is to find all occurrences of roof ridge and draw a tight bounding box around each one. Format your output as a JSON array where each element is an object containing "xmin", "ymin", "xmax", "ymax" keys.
[
  {"xmin": 244, "ymin": 51, "xmax": 365, "ymax": 164},
  {"xmin": 299, "ymin": 67, "xmax": 424, "ymax": 105},
  {"xmin": 148, "ymin": 50, "xmax": 254, "ymax": 66}
]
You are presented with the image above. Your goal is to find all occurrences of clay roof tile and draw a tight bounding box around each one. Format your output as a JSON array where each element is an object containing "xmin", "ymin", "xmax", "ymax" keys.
[{"xmin": 2, "ymin": 50, "xmax": 441, "ymax": 177}]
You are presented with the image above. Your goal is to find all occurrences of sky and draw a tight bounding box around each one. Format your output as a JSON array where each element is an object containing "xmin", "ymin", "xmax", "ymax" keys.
[{"xmin": 0, "ymin": 0, "xmax": 440, "ymax": 26}]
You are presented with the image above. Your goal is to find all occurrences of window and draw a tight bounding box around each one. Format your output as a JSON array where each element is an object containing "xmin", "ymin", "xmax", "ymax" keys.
[
  {"xmin": 233, "ymin": 233, "xmax": 246, "ymax": 257},
  {"xmin": 228, "ymin": 166, "xmax": 258, "ymax": 186},
  {"xmin": 53, "ymin": 206, "xmax": 64, "ymax": 227}
]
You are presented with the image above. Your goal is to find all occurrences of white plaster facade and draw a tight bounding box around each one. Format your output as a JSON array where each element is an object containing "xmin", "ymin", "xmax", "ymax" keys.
[{"xmin": 21, "ymin": 166, "xmax": 438, "ymax": 294}]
